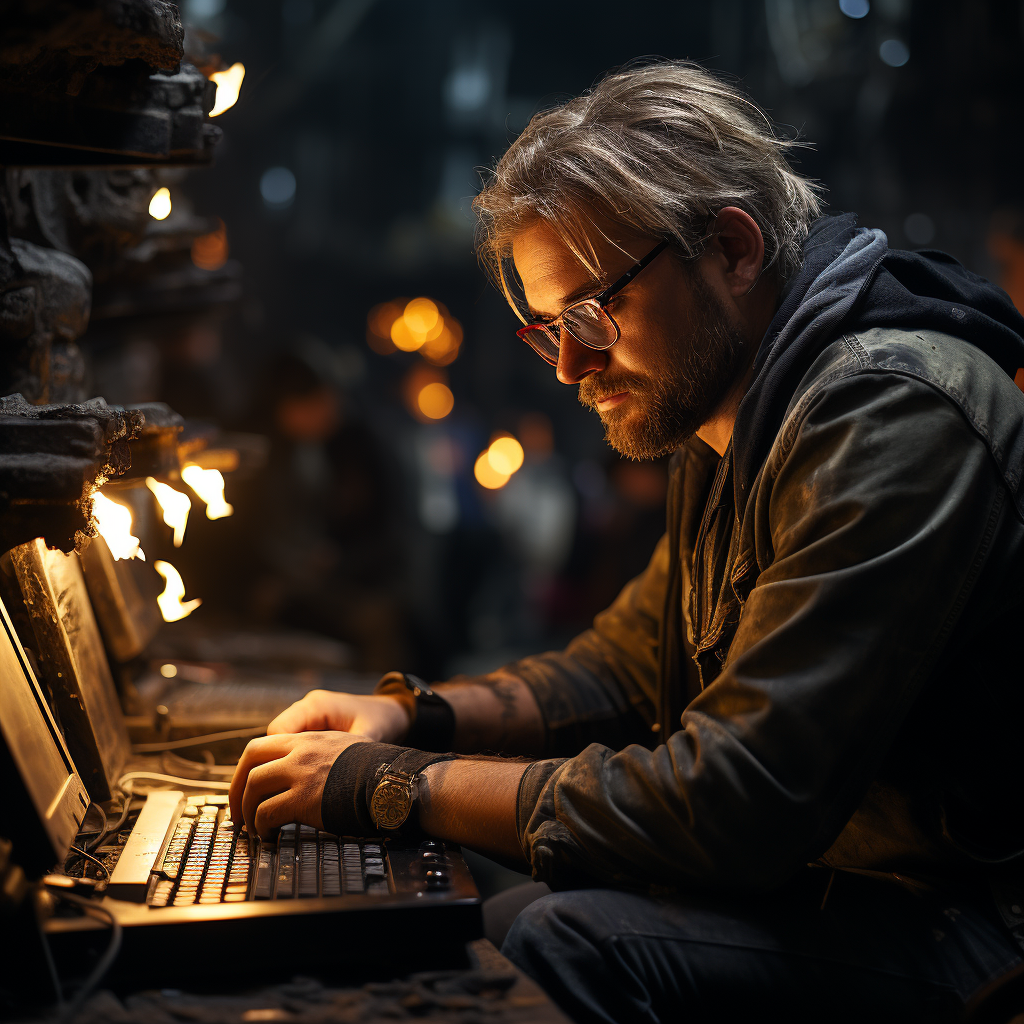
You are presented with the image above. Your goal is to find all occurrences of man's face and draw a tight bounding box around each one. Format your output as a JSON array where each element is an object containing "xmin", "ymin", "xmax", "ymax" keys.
[{"xmin": 512, "ymin": 218, "xmax": 747, "ymax": 460}]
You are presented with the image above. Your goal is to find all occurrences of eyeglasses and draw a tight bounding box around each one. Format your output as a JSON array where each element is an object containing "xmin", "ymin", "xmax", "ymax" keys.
[{"xmin": 516, "ymin": 240, "xmax": 669, "ymax": 366}]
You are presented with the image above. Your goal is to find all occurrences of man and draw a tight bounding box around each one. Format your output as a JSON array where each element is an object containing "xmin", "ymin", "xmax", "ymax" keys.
[{"xmin": 231, "ymin": 62, "xmax": 1024, "ymax": 1022}]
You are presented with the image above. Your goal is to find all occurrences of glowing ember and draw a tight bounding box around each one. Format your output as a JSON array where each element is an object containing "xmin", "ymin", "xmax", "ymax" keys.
[
  {"xmin": 209, "ymin": 62, "xmax": 245, "ymax": 117},
  {"xmin": 149, "ymin": 187, "xmax": 171, "ymax": 220},
  {"xmin": 487, "ymin": 436, "xmax": 524, "ymax": 476},
  {"xmin": 153, "ymin": 560, "xmax": 202, "ymax": 622},
  {"xmin": 146, "ymin": 477, "xmax": 191, "ymax": 547},
  {"xmin": 92, "ymin": 492, "xmax": 146, "ymax": 560},
  {"xmin": 181, "ymin": 464, "xmax": 234, "ymax": 519}
]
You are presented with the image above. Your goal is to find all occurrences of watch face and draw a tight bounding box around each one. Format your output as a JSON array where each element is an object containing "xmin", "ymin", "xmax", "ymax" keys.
[{"xmin": 370, "ymin": 777, "xmax": 414, "ymax": 830}]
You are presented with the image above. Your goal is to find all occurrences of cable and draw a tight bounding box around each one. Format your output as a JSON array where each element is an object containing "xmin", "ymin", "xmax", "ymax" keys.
[
  {"xmin": 132, "ymin": 725, "xmax": 264, "ymax": 753},
  {"xmin": 43, "ymin": 888, "xmax": 122, "ymax": 1023},
  {"xmin": 86, "ymin": 795, "xmax": 134, "ymax": 852},
  {"xmin": 161, "ymin": 750, "xmax": 234, "ymax": 778},
  {"xmin": 77, "ymin": 803, "xmax": 108, "ymax": 843},
  {"xmin": 117, "ymin": 771, "xmax": 232, "ymax": 792},
  {"xmin": 67, "ymin": 846, "xmax": 110, "ymax": 884}
]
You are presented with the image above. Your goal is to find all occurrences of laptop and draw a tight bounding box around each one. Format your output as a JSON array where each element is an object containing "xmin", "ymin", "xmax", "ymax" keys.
[
  {"xmin": 76, "ymin": 533, "xmax": 379, "ymax": 739},
  {"xmin": 0, "ymin": 576, "xmax": 481, "ymax": 987}
]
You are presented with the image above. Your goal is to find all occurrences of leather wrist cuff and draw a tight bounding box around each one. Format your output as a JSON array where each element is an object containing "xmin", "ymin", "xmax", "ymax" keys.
[
  {"xmin": 321, "ymin": 741, "xmax": 456, "ymax": 837},
  {"xmin": 374, "ymin": 672, "xmax": 456, "ymax": 752}
]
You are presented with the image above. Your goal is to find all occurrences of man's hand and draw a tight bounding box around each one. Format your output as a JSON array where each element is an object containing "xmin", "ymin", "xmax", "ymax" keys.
[
  {"xmin": 229, "ymin": 731, "xmax": 367, "ymax": 838},
  {"xmin": 267, "ymin": 690, "xmax": 410, "ymax": 742}
]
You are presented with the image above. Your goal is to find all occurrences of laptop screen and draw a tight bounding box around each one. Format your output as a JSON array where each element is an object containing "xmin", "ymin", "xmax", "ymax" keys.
[{"xmin": 0, "ymin": 594, "xmax": 89, "ymax": 879}]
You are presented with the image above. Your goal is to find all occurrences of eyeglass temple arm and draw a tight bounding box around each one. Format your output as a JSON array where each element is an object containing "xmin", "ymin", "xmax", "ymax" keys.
[{"xmin": 593, "ymin": 240, "xmax": 670, "ymax": 304}]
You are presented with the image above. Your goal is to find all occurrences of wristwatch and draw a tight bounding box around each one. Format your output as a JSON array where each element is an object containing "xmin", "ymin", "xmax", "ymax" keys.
[
  {"xmin": 369, "ymin": 762, "xmax": 421, "ymax": 831},
  {"xmin": 368, "ymin": 749, "xmax": 456, "ymax": 831},
  {"xmin": 374, "ymin": 672, "xmax": 455, "ymax": 752}
]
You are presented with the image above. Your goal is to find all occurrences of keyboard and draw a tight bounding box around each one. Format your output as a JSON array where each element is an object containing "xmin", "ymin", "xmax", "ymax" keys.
[{"xmin": 137, "ymin": 795, "xmax": 458, "ymax": 907}]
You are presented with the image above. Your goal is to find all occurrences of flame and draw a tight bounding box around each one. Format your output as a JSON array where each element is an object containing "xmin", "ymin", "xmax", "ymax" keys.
[
  {"xmin": 146, "ymin": 477, "xmax": 191, "ymax": 547},
  {"xmin": 487, "ymin": 436, "xmax": 524, "ymax": 475},
  {"xmin": 153, "ymin": 560, "xmax": 202, "ymax": 622},
  {"xmin": 209, "ymin": 62, "xmax": 245, "ymax": 117},
  {"xmin": 417, "ymin": 382, "xmax": 454, "ymax": 420},
  {"xmin": 181, "ymin": 464, "xmax": 234, "ymax": 519},
  {"xmin": 149, "ymin": 187, "xmax": 171, "ymax": 220},
  {"xmin": 91, "ymin": 492, "xmax": 146, "ymax": 561}
]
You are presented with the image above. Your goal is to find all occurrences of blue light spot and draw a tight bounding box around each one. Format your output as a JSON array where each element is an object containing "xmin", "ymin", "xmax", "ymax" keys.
[
  {"xmin": 260, "ymin": 167, "xmax": 296, "ymax": 209},
  {"xmin": 839, "ymin": 0, "xmax": 870, "ymax": 18},
  {"xmin": 879, "ymin": 38, "xmax": 910, "ymax": 67}
]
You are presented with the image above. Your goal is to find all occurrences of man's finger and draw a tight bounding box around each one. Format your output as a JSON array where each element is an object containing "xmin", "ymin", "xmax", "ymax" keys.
[
  {"xmin": 253, "ymin": 789, "xmax": 301, "ymax": 838},
  {"xmin": 240, "ymin": 760, "xmax": 290, "ymax": 838},
  {"xmin": 229, "ymin": 734, "xmax": 294, "ymax": 821}
]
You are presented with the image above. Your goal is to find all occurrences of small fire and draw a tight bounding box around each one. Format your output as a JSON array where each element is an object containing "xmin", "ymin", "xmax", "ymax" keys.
[
  {"xmin": 209, "ymin": 63, "xmax": 245, "ymax": 117},
  {"xmin": 146, "ymin": 477, "xmax": 191, "ymax": 547},
  {"xmin": 474, "ymin": 434, "xmax": 525, "ymax": 490},
  {"xmin": 91, "ymin": 492, "xmax": 146, "ymax": 561},
  {"xmin": 181, "ymin": 464, "xmax": 234, "ymax": 520},
  {"xmin": 153, "ymin": 560, "xmax": 202, "ymax": 622},
  {"xmin": 149, "ymin": 187, "xmax": 171, "ymax": 221}
]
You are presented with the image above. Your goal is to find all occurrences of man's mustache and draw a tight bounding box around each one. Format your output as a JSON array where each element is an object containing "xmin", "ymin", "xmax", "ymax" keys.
[{"xmin": 578, "ymin": 373, "xmax": 651, "ymax": 410}]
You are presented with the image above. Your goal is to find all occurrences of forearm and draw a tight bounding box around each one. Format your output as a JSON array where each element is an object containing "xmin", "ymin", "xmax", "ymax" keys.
[
  {"xmin": 434, "ymin": 674, "xmax": 545, "ymax": 757},
  {"xmin": 417, "ymin": 758, "xmax": 529, "ymax": 867}
]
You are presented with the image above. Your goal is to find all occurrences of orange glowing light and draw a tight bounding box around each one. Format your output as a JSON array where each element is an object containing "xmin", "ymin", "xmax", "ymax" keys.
[
  {"xmin": 474, "ymin": 451, "xmax": 510, "ymax": 490},
  {"xmin": 153, "ymin": 560, "xmax": 202, "ymax": 622},
  {"xmin": 91, "ymin": 492, "xmax": 146, "ymax": 561},
  {"xmin": 391, "ymin": 316, "xmax": 425, "ymax": 352},
  {"xmin": 421, "ymin": 318, "xmax": 463, "ymax": 366},
  {"xmin": 366, "ymin": 302, "xmax": 402, "ymax": 355},
  {"xmin": 209, "ymin": 62, "xmax": 245, "ymax": 117},
  {"xmin": 487, "ymin": 435, "xmax": 524, "ymax": 476},
  {"xmin": 149, "ymin": 187, "xmax": 171, "ymax": 220},
  {"xmin": 404, "ymin": 297, "xmax": 441, "ymax": 336},
  {"xmin": 417, "ymin": 382, "xmax": 454, "ymax": 420},
  {"xmin": 181, "ymin": 464, "xmax": 233, "ymax": 519},
  {"xmin": 146, "ymin": 477, "xmax": 191, "ymax": 547},
  {"xmin": 191, "ymin": 220, "xmax": 228, "ymax": 271}
]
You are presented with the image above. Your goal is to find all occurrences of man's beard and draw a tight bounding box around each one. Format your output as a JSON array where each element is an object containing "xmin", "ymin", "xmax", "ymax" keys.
[{"xmin": 577, "ymin": 274, "xmax": 746, "ymax": 460}]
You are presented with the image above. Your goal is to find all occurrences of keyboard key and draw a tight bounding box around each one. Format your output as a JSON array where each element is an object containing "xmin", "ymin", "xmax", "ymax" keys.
[{"xmin": 254, "ymin": 849, "xmax": 274, "ymax": 899}]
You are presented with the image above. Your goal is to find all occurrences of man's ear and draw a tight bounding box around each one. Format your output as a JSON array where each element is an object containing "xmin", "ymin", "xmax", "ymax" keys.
[{"xmin": 709, "ymin": 207, "xmax": 766, "ymax": 297}]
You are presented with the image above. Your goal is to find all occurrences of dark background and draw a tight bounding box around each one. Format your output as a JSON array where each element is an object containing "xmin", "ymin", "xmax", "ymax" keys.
[{"xmin": 99, "ymin": 0, "xmax": 1024, "ymax": 680}]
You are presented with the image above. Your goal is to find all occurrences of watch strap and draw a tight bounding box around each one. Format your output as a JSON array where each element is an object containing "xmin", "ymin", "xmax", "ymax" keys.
[
  {"xmin": 375, "ymin": 672, "xmax": 456, "ymax": 752},
  {"xmin": 321, "ymin": 741, "xmax": 456, "ymax": 837}
]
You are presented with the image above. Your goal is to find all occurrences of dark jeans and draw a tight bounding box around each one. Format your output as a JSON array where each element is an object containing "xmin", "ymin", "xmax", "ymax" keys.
[{"xmin": 499, "ymin": 870, "xmax": 1022, "ymax": 1024}]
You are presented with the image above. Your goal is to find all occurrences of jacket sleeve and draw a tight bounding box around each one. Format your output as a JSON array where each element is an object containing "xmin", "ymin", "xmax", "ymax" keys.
[
  {"xmin": 517, "ymin": 372, "xmax": 1011, "ymax": 891},
  {"xmin": 462, "ymin": 531, "xmax": 672, "ymax": 758}
]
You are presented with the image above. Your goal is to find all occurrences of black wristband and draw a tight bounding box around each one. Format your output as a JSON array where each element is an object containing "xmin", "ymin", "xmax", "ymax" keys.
[
  {"xmin": 320, "ymin": 742, "xmax": 456, "ymax": 837},
  {"xmin": 374, "ymin": 672, "xmax": 456, "ymax": 752}
]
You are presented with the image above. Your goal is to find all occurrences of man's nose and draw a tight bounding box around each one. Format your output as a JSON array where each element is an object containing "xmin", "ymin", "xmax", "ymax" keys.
[{"xmin": 556, "ymin": 331, "xmax": 607, "ymax": 385}]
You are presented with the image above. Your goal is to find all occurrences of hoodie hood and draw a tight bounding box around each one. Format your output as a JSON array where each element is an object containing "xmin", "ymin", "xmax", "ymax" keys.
[{"xmin": 731, "ymin": 213, "xmax": 1024, "ymax": 515}]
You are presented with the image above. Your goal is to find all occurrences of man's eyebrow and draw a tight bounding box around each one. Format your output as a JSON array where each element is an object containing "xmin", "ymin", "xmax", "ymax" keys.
[{"xmin": 526, "ymin": 279, "xmax": 608, "ymax": 319}]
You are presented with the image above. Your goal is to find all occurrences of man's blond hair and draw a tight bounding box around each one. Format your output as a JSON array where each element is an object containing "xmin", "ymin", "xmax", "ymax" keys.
[{"xmin": 474, "ymin": 61, "xmax": 822, "ymax": 299}]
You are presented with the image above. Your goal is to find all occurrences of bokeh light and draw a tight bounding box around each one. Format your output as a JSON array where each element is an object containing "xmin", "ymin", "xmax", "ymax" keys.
[
  {"xmin": 191, "ymin": 219, "xmax": 229, "ymax": 270},
  {"xmin": 487, "ymin": 436, "xmax": 524, "ymax": 475},
  {"xmin": 367, "ymin": 297, "xmax": 463, "ymax": 364},
  {"xmin": 149, "ymin": 187, "xmax": 171, "ymax": 220},
  {"xmin": 417, "ymin": 382, "xmax": 455, "ymax": 420},
  {"xmin": 474, "ymin": 451, "xmax": 510, "ymax": 489}
]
